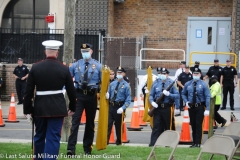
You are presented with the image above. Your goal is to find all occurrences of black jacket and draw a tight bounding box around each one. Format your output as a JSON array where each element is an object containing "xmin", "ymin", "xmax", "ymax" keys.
[{"xmin": 24, "ymin": 57, "xmax": 76, "ymax": 117}]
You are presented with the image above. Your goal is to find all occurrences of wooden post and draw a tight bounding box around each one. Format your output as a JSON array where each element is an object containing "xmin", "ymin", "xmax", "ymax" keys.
[
  {"xmin": 61, "ymin": 0, "xmax": 75, "ymax": 142},
  {"xmin": 208, "ymin": 97, "xmax": 216, "ymax": 139}
]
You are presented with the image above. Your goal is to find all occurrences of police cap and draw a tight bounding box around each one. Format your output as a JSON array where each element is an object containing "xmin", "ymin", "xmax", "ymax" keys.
[
  {"xmin": 193, "ymin": 68, "xmax": 200, "ymax": 74},
  {"xmin": 226, "ymin": 59, "xmax": 231, "ymax": 62},
  {"xmin": 185, "ymin": 65, "xmax": 190, "ymax": 68},
  {"xmin": 42, "ymin": 40, "xmax": 63, "ymax": 50},
  {"xmin": 211, "ymin": 75, "xmax": 218, "ymax": 80},
  {"xmin": 80, "ymin": 43, "xmax": 93, "ymax": 49},
  {"xmin": 195, "ymin": 61, "xmax": 200, "ymax": 65},
  {"xmin": 160, "ymin": 67, "xmax": 169, "ymax": 74},
  {"xmin": 18, "ymin": 58, "xmax": 23, "ymax": 61},
  {"xmin": 116, "ymin": 66, "xmax": 125, "ymax": 72},
  {"xmin": 156, "ymin": 67, "xmax": 161, "ymax": 72},
  {"xmin": 180, "ymin": 61, "xmax": 186, "ymax": 64},
  {"xmin": 214, "ymin": 59, "xmax": 219, "ymax": 62}
]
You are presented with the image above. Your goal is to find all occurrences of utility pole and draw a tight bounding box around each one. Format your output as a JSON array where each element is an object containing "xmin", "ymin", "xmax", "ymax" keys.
[{"xmin": 61, "ymin": 0, "xmax": 75, "ymax": 142}]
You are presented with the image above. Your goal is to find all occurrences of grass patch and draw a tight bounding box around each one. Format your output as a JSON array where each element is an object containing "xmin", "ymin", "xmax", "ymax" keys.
[{"xmin": 0, "ymin": 143, "xmax": 235, "ymax": 160}]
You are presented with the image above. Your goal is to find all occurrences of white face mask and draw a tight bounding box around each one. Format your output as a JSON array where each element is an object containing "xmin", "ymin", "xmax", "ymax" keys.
[
  {"xmin": 193, "ymin": 76, "xmax": 200, "ymax": 80},
  {"xmin": 160, "ymin": 75, "xmax": 167, "ymax": 80},
  {"xmin": 116, "ymin": 75, "xmax": 123, "ymax": 79},
  {"xmin": 82, "ymin": 52, "xmax": 91, "ymax": 60}
]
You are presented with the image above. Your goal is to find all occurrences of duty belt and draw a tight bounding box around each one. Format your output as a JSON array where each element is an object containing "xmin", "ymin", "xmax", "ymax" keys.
[
  {"xmin": 109, "ymin": 101, "xmax": 124, "ymax": 107},
  {"xmin": 188, "ymin": 102, "xmax": 204, "ymax": 108},
  {"xmin": 36, "ymin": 90, "xmax": 63, "ymax": 95},
  {"xmin": 77, "ymin": 88, "xmax": 97, "ymax": 95},
  {"xmin": 157, "ymin": 103, "xmax": 171, "ymax": 108}
]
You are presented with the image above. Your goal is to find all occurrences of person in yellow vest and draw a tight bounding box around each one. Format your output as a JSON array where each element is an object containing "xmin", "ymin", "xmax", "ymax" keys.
[{"xmin": 210, "ymin": 75, "xmax": 227, "ymax": 127}]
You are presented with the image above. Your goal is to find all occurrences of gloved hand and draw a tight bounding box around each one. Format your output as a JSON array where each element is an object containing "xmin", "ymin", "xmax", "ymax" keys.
[
  {"xmin": 145, "ymin": 88, "xmax": 149, "ymax": 94},
  {"xmin": 117, "ymin": 107, "xmax": 123, "ymax": 114},
  {"xmin": 151, "ymin": 102, "xmax": 158, "ymax": 108},
  {"xmin": 204, "ymin": 110, "xmax": 209, "ymax": 116},
  {"xmin": 105, "ymin": 92, "xmax": 109, "ymax": 99},
  {"xmin": 163, "ymin": 90, "xmax": 170, "ymax": 96},
  {"xmin": 186, "ymin": 102, "xmax": 190, "ymax": 108}
]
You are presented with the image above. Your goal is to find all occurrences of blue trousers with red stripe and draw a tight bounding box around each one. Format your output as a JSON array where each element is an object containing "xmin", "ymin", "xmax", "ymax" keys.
[{"xmin": 34, "ymin": 117, "xmax": 64, "ymax": 160}]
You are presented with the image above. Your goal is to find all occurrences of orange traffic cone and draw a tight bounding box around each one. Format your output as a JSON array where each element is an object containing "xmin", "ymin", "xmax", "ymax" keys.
[
  {"xmin": 203, "ymin": 115, "xmax": 209, "ymax": 134},
  {"xmin": 122, "ymin": 122, "xmax": 130, "ymax": 143},
  {"xmin": 0, "ymin": 101, "xmax": 5, "ymax": 127},
  {"xmin": 179, "ymin": 107, "xmax": 192, "ymax": 144},
  {"xmin": 127, "ymin": 97, "xmax": 143, "ymax": 131},
  {"xmin": 139, "ymin": 97, "xmax": 147, "ymax": 126},
  {"xmin": 5, "ymin": 93, "xmax": 19, "ymax": 123},
  {"xmin": 80, "ymin": 109, "xmax": 86, "ymax": 125},
  {"xmin": 108, "ymin": 125, "xmax": 115, "ymax": 144}
]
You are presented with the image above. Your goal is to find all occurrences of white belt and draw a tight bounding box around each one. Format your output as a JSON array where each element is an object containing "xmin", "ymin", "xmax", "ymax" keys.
[{"xmin": 36, "ymin": 90, "xmax": 63, "ymax": 95}]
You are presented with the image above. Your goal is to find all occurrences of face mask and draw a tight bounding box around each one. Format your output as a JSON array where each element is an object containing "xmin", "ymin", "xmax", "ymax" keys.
[
  {"xmin": 160, "ymin": 75, "xmax": 167, "ymax": 80},
  {"xmin": 82, "ymin": 52, "xmax": 91, "ymax": 60},
  {"xmin": 158, "ymin": 74, "xmax": 161, "ymax": 79},
  {"xmin": 116, "ymin": 75, "xmax": 123, "ymax": 79},
  {"xmin": 193, "ymin": 76, "xmax": 200, "ymax": 80}
]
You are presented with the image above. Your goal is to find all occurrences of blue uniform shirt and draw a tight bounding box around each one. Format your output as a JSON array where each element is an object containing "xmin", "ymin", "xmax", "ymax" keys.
[
  {"xmin": 69, "ymin": 58, "xmax": 102, "ymax": 89},
  {"xmin": 182, "ymin": 79, "xmax": 211, "ymax": 110},
  {"xmin": 108, "ymin": 79, "xmax": 131, "ymax": 110},
  {"xmin": 149, "ymin": 78, "xmax": 180, "ymax": 108}
]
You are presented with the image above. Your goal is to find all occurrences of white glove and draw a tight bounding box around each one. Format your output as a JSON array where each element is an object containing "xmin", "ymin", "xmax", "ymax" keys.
[
  {"xmin": 151, "ymin": 102, "xmax": 158, "ymax": 108},
  {"xmin": 145, "ymin": 88, "xmax": 149, "ymax": 94},
  {"xmin": 163, "ymin": 90, "xmax": 170, "ymax": 96},
  {"xmin": 117, "ymin": 107, "xmax": 123, "ymax": 114},
  {"xmin": 204, "ymin": 110, "xmax": 209, "ymax": 116},
  {"xmin": 105, "ymin": 92, "xmax": 109, "ymax": 99},
  {"xmin": 174, "ymin": 109, "xmax": 180, "ymax": 115},
  {"xmin": 26, "ymin": 114, "xmax": 33, "ymax": 124},
  {"xmin": 186, "ymin": 102, "xmax": 190, "ymax": 108}
]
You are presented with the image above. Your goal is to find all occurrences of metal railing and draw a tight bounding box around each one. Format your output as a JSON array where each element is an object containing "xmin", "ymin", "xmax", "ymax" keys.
[
  {"xmin": 189, "ymin": 51, "xmax": 237, "ymax": 68},
  {"xmin": 139, "ymin": 48, "xmax": 186, "ymax": 69}
]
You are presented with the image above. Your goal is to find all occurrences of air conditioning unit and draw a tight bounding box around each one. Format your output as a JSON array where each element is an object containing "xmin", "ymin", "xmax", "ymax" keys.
[{"xmin": 114, "ymin": 0, "xmax": 125, "ymax": 3}]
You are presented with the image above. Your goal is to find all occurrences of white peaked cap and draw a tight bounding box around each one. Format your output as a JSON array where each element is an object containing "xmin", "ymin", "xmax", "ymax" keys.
[{"xmin": 42, "ymin": 40, "xmax": 63, "ymax": 50}]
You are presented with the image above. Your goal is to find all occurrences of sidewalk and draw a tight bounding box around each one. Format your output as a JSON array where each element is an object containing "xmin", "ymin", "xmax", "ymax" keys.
[{"xmin": 1, "ymin": 101, "xmax": 237, "ymax": 126}]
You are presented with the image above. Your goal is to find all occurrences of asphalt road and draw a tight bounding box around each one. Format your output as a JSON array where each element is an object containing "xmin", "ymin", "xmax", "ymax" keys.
[{"xmin": 0, "ymin": 120, "xmax": 226, "ymax": 146}]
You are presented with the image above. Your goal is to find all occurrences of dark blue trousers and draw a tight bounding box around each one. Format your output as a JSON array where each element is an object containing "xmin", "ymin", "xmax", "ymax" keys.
[{"xmin": 34, "ymin": 117, "xmax": 64, "ymax": 160}]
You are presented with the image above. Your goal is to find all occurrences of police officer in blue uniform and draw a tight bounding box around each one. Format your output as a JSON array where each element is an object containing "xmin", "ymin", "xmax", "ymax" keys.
[
  {"xmin": 24, "ymin": 40, "xmax": 76, "ymax": 160},
  {"xmin": 149, "ymin": 67, "xmax": 180, "ymax": 146},
  {"xmin": 67, "ymin": 43, "xmax": 102, "ymax": 155},
  {"xmin": 13, "ymin": 58, "xmax": 29, "ymax": 104},
  {"xmin": 106, "ymin": 66, "xmax": 131, "ymax": 145},
  {"xmin": 182, "ymin": 68, "xmax": 211, "ymax": 148}
]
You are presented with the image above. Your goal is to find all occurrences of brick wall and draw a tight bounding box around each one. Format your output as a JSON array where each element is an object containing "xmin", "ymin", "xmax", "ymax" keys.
[
  {"xmin": 0, "ymin": 64, "xmax": 32, "ymax": 101},
  {"xmin": 108, "ymin": 0, "xmax": 235, "ymax": 69}
]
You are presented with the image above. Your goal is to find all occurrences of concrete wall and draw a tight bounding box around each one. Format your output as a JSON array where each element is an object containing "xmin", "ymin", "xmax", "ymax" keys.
[
  {"xmin": 49, "ymin": 0, "xmax": 65, "ymax": 29},
  {"xmin": 0, "ymin": 0, "xmax": 10, "ymax": 27}
]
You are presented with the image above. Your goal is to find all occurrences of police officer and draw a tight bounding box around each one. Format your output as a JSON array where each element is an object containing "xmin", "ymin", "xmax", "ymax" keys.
[
  {"xmin": 106, "ymin": 66, "xmax": 131, "ymax": 145},
  {"xmin": 122, "ymin": 68, "xmax": 130, "ymax": 83},
  {"xmin": 190, "ymin": 61, "xmax": 203, "ymax": 80},
  {"xmin": 13, "ymin": 58, "xmax": 29, "ymax": 104},
  {"xmin": 174, "ymin": 61, "xmax": 186, "ymax": 80},
  {"xmin": 220, "ymin": 59, "xmax": 238, "ymax": 110},
  {"xmin": 182, "ymin": 68, "xmax": 211, "ymax": 148},
  {"xmin": 24, "ymin": 40, "xmax": 76, "ymax": 159},
  {"xmin": 149, "ymin": 67, "xmax": 180, "ymax": 146},
  {"xmin": 109, "ymin": 70, "xmax": 116, "ymax": 83},
  {"xmin": 210, "ymin": 75, "xmax": 227, "ymax": 127},
  {"xmin": 203, "ymin": 59, "xmax": 223, "ymax": 86},
  {"xmin": 177, "ymin": 65, "xmax": 193, "ymax": 114},
  {"xmin": 67, "ymin": 43, "xmax": 102, "ymax": 155}
]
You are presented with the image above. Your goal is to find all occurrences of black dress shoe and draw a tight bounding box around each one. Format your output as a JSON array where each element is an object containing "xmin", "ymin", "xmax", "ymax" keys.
[
  {"xmin": 180, "ymin": 108, "xmax": 184, "ymax": 111},
  {"xmin": 17, "ymin": 102, "xmax": 23, "ymax": 105},
  {"xmin": 189, "ymin": 144, "xmax": 195, "ymax": 148},
  {"xmin": 67, "ymin": 150, "xmax": 75, "ymax": 156},
  {"xmin": 213, "ymin": 126, "xmax": 218, "ymax": 129},
  {"xmin": 220, "ymin": 107, "xmax": 226, "ymax": 110},
  {"xmin": 190, "ymin": 144, "xmax": 201, "ymax": 148},
  {"xmin": 221, "ymin": 119, "xmax": 227, "ymax": 127},
  {"xmin": 84, "ymin": 151, "xmax": 91, "ymax": 155},
  {"xmin": 175, "ymin": 113, "xmax": 181, "ymax": 117},
  {"xmin": 149, "ymin": 144, "xmax": 154, "ymax": 147},
  {"xmin": 231, "ymin": 107, "xmax": 235, "ymax": 111}
]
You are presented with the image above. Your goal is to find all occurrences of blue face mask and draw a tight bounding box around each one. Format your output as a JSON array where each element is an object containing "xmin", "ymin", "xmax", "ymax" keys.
[
  {"xmin": 158, "ymin": 74, "xmax": 161, "ymax": 79},
  {"xmin": 193, "ymin": 76, "xmax": 200, "ymax": 80},
  {"xmin": 160, "ymin": 75, "xmax": 167, "ymax": 80},
  {"xmin": 82, "ymin": 52, "xmax": 91, "ymax": 60},
  {"xmin": 116, "ymin": 75, "xmax": 123, "ymax": 79}
]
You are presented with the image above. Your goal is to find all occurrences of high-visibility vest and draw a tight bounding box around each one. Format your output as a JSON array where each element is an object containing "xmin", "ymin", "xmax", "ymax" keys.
[{"xmin": 210, "ymin": 82, "xmax": 222, "ymax": 105}]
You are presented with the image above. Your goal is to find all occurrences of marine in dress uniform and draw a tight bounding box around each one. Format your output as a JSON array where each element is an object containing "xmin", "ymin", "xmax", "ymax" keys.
[
  {"xmin": 220, "ymin": 59, "xmax": 238, "ymax": 110},
  {"xmin": 23, "ymin": 40, "xmax": 76, "ymax": 160},
  {"xmin": 203, "ymin": 59, "xmax": 223, "ymax": 87},
  {"xmin": 177, "ymin": 65, "xmax": 193, "ymax": 114},
  {"xmin": 13, "ymin": 58, "xmax": 29, "ymax": 104},
  {"xmin": 67, "ymin": 43, "xmax": 102, "ymax": 155},
  {"xmin": 149, "ymin": 67, "xmax": 180, "ymax": 146},
  {"xmin": 106, "ymin": 66, "xmax": 131, "ymax": 145},
  {"xmin": 182, "ymin": 68, "xmax": 211, "ymax": 148}
]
